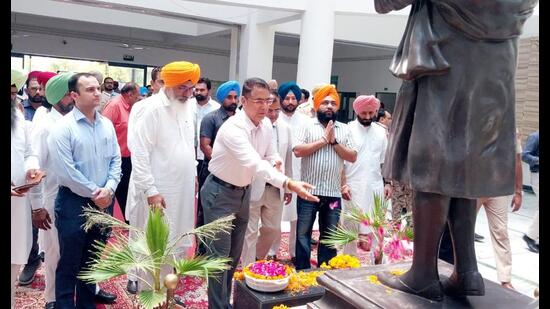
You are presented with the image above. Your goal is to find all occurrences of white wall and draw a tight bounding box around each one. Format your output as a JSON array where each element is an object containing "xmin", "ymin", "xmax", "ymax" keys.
[
  {"xmin": 331, "ymin": 59, "xmax": 401, "ymax": 95},
  {"xmin": 11, "ymin": 32, "xmax": 231, "ymax": 81}
]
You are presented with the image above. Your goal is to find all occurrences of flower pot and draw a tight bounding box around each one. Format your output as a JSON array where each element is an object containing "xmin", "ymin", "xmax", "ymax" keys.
[{"xmin": 244, "ymin": 273, "xmax": 290, "ymax": 292}]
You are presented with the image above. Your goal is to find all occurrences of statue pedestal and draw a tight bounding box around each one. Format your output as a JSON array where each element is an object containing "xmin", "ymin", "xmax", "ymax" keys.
[
  {"xmin": 233, "ymin": 273, "xmax": 325, "ymax": 309},
  {"xmin": 309, "ymin": 260, "xmax": 536, "ymax": 309}
]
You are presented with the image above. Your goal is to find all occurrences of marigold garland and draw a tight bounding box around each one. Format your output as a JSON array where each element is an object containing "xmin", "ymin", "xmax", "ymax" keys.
[
  {"xmin": 389, "ymin": 269, "xmax": 406, "ymax": 276},
  {"xmin": 367, "ymin": 275, "xmax": 380, "ymax": 284},
  {"xmin": 243, "ymin": 260, "xmax": 292, "ymax": 280},
  {"xmin": 320, "ymin": 254, "xmax": 361, "ymax": 270},
  {"xmin": 285, "ymin": 270, "xmax": 325, "ymax": 294},
  {"xmin": 233, "ymin": 270, "xmax": 244, "ymax": 280},
  {"xmin": 272, "ymin": 305, "xmax": 290, "ymax": 309}
]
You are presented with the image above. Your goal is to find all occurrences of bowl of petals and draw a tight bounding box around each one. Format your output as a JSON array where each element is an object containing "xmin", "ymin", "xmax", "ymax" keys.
[{"xmin": 243, "ymin": 260, "xmax": 293, "ymax": 292}]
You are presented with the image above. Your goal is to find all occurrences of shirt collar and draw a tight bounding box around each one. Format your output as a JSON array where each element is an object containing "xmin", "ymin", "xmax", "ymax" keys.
[
  {"xmin": 73, "ymin": 107, "xmax": 100, "ymax": 124},
  {"xmin": 217, "ymin": 106, "xmax": 231, "ymax": 119},
  {"xmin": 22, "ymin": 100, "xmax": 33, "ymax": 108}
]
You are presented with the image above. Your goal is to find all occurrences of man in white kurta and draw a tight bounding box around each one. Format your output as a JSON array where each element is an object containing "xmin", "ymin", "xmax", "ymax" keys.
[
  {"xmin": 342, "ymin": 95, "xmax": 389, "ymax": 254},
  {"xmin": 268, "ymin": 82, "xmax": 310, "ymax": 261},
  {"xmin": 11, "ymin": 96, "xmax": 41, "ymax": 309},
  {"xmin": 29, "ymin": 73, "xmax": 75, "ymax": 308},
  {"xmin": 241, "ymin": 93, "xmax": 293, "ymax": 266},
  {"xmin": 129, "ymin": 62, "xmax": 200, "ymax": 291}
]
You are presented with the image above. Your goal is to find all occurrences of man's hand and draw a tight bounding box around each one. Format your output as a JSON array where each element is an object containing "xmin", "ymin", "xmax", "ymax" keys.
[
  {"xmin": 284, "ymin": 193, "xmax": 292, "ymax": 205},
  {"xmin": 511, "ymin": 192, "xmax": 522, "ymax": 212},
  {"xmin": 11, "ymin": 182, "xmax": 26, "ymax": 197},
  {"xmin": 32, "ymin": 208, "xmax": 52, "ymax": 230},
  {"xmin": 26, "ymin": 169, "xmax": 45, "ymax": 184},
  {"xmin": 384, "ymin": 184, "xmax": 392, "ymax": 199},
  {"xmin": 341, "ymin": 184, "xmax": 352, "ymax": 201},
  {"xmin": 147, "ymin": 194, "xmax": 166, "ymax": 212},
  {"xmin": 324, "ymin": 120, "xmax": 335, "ymax": 144},
  {"xmin": 287, "ymin": 180, "xmax": 320, "ymax": 202},
  {"xmin": 274, "ymin": 160, "xmax": 283, "ymax": 173},
  {"xmin": 92, "ymin": 188, "xmax": 113, "ymax": 209}
]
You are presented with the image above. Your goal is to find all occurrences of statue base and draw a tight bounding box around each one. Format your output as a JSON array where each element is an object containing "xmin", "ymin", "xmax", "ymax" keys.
[{"xmin": 309, "ymin": 260, "xmax": 536, "ymax": 309}]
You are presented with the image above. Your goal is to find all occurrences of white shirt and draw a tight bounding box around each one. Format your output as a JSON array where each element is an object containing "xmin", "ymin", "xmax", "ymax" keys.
[
  {"xmin": 191, "ymin": 97, "xmax": 220, "ymax": 160},
  {"xmin": 208, "ymin": 111, "xmax": 287, "ymax": 188}
]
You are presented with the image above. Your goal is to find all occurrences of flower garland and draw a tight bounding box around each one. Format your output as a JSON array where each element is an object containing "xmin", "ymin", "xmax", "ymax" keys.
[
  {"xmin": 272, "ymin": 305, "xmax": 290, "ymax": 309},
  {"xmin": 243, "ymin": 260, "xmax": 292, "ymax": 280},
  {"xmin": 286, "ymin": 270, "xmax": 325, "ymax": 294},
  {"xmin": 320, "ymin": 254, "xmax": 361, "ymax": 270}
]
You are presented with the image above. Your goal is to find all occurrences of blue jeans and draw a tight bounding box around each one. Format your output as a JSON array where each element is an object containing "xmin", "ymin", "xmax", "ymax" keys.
[
  {"xmin": 295, "ymin": 195, "xmax": 341, "ymax": 270},
  {"xmin": 55, "ymin": 186, "xmax": 112, "ymax": 309}
]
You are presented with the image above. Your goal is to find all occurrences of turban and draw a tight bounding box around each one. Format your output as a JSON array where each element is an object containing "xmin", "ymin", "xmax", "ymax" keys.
[
  {"xmin": 11, "ymin": 68, "xmax": 27, "ymax": 91},
  {"xmin": 27, "ymin": 71, "xmax": 41, "ymax": 82},
  {"xmin": 216, "ymin": 80, "xmax": 241, "ymax": 102},
  {"xmin": 140, "ymin": 86, "xmax": 149, "ymax": 96},
  {"xmin": 46, "ymin": 72, "xmax": 73, "ymax": 105},
  {"xmin": 313, "ymin": 84, "xmax": 340, "ymax": 111},
  {"xmin": 160, "ymin": 61, "xmax": 201, "ymax": 87},
  {"xmin": 37, "ymin": 71, "xmax": 57, "ymax": 86},
  {"xmin": 278, "ymin": 82, "xmax": 302, "ymax": 102},
  {"xmin": 352, "ymin": 95, "xmax": 380, "ymax": 114}
]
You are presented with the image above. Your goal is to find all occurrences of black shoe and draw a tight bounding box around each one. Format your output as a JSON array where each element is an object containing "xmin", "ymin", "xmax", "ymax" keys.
[
  {"xmin": 523, "ymin": 235, "xmax": 539, "ymax": 253},
  {"xmin": 173, "ymin": 295, "xmax": 185, "ymax": 307},
  {"xmin": 18, "ymin": 260, "xmax": 41, "ymax": 286},
  {"xmin": 441, "ymin": 271, "xmax": 485, "ymax": 297},
  {"xmin": 94, "ymin": 289, "xmax": 117, "ymax": 304},
  {"xmin": 127, "ymin": 280, "xmax": 138, "ymax": 294},
  {"xmin": 44, "ymin": 301, "xmax": 55, "ymax": 309},
  {"xmin": 40, "ymin": 251, "xmax": 45, "ymax": 262},
  {"xmin": 378, "ymin": 272, "xmax": 444, "ymax": 301},
  {"xmin": 474, "ymin": 233, "xmax": 484, "ymax": 242},
  {"xmin": 265, "ymin": 255, "xmax": 277, "ymax": 261}
]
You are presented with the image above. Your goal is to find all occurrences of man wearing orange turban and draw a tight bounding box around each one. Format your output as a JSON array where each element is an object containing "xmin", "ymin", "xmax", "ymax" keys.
[
  {"xmin": 292, "ymin": 84, "xmax": 358, "ymax": 270},
  {"xmin": 126, "ymin": 60, "xmax": 201, "ymax": 294}
]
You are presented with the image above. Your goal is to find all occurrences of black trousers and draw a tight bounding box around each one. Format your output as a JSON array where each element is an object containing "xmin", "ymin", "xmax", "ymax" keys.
[{"xmin": 115, "ymin": 156, "xmax": 132, "ymax": 222}]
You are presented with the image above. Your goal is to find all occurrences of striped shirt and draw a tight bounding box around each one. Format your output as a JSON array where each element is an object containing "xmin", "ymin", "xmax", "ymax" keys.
[{"xmin": 293, "ymin": 118, "xmax": 356, "ymax": 197}]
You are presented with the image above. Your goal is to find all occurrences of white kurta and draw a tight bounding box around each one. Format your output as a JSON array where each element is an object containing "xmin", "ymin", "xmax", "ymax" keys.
[
  {"xmin": 131, "ymin": 90, "xmax": 196, "ymax": 253},
  {"xmin": 11, "ymin": 110, "xmax": 39, "ymax": 265},
  {"xmin": 344, "ymin": 120, "xmax": 388, "ymax": 233},
  {"xmin": 278, "ymin": 112, "xmax": 311, "ymax": 221}
]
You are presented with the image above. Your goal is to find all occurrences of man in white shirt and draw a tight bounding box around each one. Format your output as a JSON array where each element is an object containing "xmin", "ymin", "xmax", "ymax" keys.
[
  {"xmin": 30, "ymin": 73, "xmax": 75, "ymax": 309},
  {"xmin": 201, "ymin": 78, "xmax": 318, "ymax": 309},
  {"xmin": 130, "ymin": 61, "xmax": 200, "ymax": 268},
  {"xmin": 375, "ymin": 107, "xmax": 392, "ymax": 135},
  {"xmin": 241, "ymin": 90, "xmax": 293, "ymax": 266},
  {"xmin": 268, "ymin": 81, "xmax": 309, "ymax": 262},
  {"xmin": 341, "ymin": 95, "xmax": 390, "ymax": 254},
  {"xmin": 191, "ymin": 77, "xmax": 220, "ymax": 176}
]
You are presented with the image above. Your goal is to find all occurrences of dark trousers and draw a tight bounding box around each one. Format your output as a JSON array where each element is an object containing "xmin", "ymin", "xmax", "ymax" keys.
[
  {"xmin": 115, "ymin": 156, "xmax": 132, "ymax": 222},
  {"xmin": 295, "ymin": 195, "xmax": 341, "ymax": 270},
  {"xmin": 26, "ymin": 226, "xmax": 41, "ymax": 266},
  {"xmin": 439, "ymin": 223, "xmax": 455, "ymax": 264},
  {"xmin": 55, "ymin": 186, "xmax": 112, "ymax": 309},
  {"xmin": 201, "ymin": 174, "xmax": 250, "ymax": 309}
]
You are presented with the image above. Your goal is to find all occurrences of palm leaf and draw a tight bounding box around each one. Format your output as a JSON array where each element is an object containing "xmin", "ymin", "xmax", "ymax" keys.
[
  {"xmin": 139, "ymin": 289, "xmax": 166, "ymax": 309},
  {"xmin": 80, "ymin": 205, "xmax": 138, "ymax": 233},
  {"xmin": 320, "ymin": 225, "xmax": 359, "ymax": 249},
  {"xmin": 173, "ymin": 256, "xmax": 232, "ymax": 278},
  {"xmin": 167, "ymin": 214, "xmax": 235, "ymax": 253},
  {"xmin": 342, "ymin": 201, "xmax": 370, "ymax": 224},
  {"xmin": 146, "ymin": 208, "xmax": 170, "ymax": 266}
]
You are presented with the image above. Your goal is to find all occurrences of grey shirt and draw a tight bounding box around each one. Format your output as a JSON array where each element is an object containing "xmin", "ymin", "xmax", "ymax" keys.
[{"xmin": 200, "ymin": 107, "xmax": 232, "ymax": 161}]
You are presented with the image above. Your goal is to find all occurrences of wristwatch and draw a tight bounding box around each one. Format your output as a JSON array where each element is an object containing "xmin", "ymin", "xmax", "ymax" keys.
[{"xmin": 330, "ymin": 140, "xmax": 338, "ymax": 146}]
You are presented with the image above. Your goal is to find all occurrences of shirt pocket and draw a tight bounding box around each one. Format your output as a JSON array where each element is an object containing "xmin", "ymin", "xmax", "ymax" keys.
[{"xmin": 101, "ymin": 136, "xmax": 116, "ymax": 158}]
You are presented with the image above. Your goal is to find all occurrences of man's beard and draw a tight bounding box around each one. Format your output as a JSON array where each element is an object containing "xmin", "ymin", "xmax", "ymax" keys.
[
  {"xmin": 104, "ymin": 85, "xmax": 113, "ymax": 91},
  {"xmin": 357, "ymin": 115, "xmax": 373, "ymax": 126},
  {"xmin": 223, "ymin": 103, "xmax": 238, "ymax": 112},
  {"xmin": 29, "ymin": 94, "xmax": 44, "ymax": 104},
  {"xmin": 317, "ymin": 109, "xmax": 338, "ymax": 124},
  {"xmin": 281, "ymin": 102, "xmax": 297, "ymax": 113},
  {"xmin": 11, "ymin": 99, "xmax": 17, "ymax": 130},
  {"xmin": 58, "ymin": 102, "xmax": 75, "ymax": 114},
  {"xmin": 195, "ymin": 94, "xmax": 207, "ymax": 102}
]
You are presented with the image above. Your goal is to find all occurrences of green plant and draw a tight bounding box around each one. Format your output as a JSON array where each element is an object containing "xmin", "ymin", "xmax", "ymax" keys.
[{"xmin": 78, "ymin": 207, "xmax": 234, "ymax": 309}]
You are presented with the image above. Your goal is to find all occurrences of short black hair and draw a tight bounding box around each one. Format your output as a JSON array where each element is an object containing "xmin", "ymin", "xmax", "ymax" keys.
[
  {"xmin": 301, "ymin": 88, "xmax": 310, "ymax": 100},
  {"xmin": 242, "ymin": 77, "xmax": 269, "ymax": 97},
  {"xmin": 377, "ymin": 108, "xmax": 386, "ymax": 121},
  {"xmin": 103, "ymin": 77, "xmax": 113, "ymax": 83},
  {"xmin": 197, "ymin": 77, "xmax": 212, "ymax": 90},
  {"xmin": 121, "ymin": 82, "xmax": 139, "ymax": 95},
  {"xmin": 270, "ymin": 89, "xmax": 280, "ymax": 104},
  {"xmin": 151, "ymin": 67, "xmax": 161, "ymax": 82},
  {"xmin": 69, "ymin": 73, "xmax": 95, "ymax": 94}
]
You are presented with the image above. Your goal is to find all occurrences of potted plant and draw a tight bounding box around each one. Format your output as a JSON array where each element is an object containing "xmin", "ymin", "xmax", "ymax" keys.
[
  {"xmin": 78, "ymin": 206, "xmax": 234, "ymax": 309},
  {"xmin": 321, "ymin": 193, "xmax": 413, "ymax": 264}
]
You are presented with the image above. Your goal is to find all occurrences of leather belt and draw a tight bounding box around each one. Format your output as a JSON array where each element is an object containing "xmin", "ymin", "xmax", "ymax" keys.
[{"xmin": 212, "ymin": 175, "xmax": 249, "ymax": 190}]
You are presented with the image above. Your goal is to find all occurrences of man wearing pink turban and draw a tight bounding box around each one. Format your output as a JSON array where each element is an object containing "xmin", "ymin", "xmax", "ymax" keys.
[{"xmin": 341, "ymin": 95, "xmax": 391, "ymax": 255}]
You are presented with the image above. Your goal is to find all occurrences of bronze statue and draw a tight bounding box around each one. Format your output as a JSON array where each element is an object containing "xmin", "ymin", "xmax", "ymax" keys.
[{"xmin": 375, "ymin": 0, "xmax": 538, "ymax": 301}]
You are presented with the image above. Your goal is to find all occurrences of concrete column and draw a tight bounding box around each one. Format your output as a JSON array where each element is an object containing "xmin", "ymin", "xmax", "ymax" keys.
[
  {"xmin": 238, "ymin": 10, "xmax": 275, "ymax": 85},
  {"xmin": 228, "ymin": 26, "xmax": 239, "ymax": 81},
  {"xmin": 296, "ymin": 2, "xmax": 335, "ymax": 92}
]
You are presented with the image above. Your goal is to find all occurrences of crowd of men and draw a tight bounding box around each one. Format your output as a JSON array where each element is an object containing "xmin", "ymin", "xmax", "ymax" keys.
[{"xmin": 11, "ymin": 59, "xmax": 538, "ymax": 309}]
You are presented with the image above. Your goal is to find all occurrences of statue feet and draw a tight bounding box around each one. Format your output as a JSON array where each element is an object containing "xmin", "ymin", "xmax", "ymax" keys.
[
  {"xmin": 441, "ymin": 271, "xmax": 485, "ymax": 297},
  {"xmin": 377, "ymin": 272, "xmax": 444, "ymax": 301}
]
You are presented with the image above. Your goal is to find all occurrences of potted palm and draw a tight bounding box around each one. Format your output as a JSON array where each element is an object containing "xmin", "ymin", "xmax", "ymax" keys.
[{"xmin": 78, "ymin": 206, "xmax": 234, "ymax": 309}]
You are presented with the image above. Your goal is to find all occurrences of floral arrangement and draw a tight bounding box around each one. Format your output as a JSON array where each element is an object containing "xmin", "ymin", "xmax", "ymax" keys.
[
  {"xmin": 320, "ymin": 254, "xmax": 361, "ymax": 270},
  {"xmin": 286, "ymin": 270, "xmax": 325, "ymax": 294},
  {"xmin": 321, "ymin": 193, "xmax": 414, "ymax": 264},
  {"xmin": 272, "ymin": 305, "xmax": 290, "ymax": 309},
  {"xmin": 243, "ymin": 260, "xmax": 292, "ymax": 280}
]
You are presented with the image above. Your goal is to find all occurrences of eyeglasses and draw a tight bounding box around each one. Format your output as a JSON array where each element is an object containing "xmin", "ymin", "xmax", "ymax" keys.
[{"xmin": 248, "ymin": 98, "xmax": 274, "ymax": 105}]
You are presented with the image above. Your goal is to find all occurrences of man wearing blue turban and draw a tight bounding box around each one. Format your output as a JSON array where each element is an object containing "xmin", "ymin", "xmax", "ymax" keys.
[{"xmin": 277, "ymin": 82, "xmax": 302, "ymax": 114}]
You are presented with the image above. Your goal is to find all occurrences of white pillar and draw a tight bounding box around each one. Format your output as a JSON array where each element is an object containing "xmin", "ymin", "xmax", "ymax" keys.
[
  {"xmin": 229, "ymin": 26, "xmax": 239, "ymax": 81},
  {"xmin": 238, "ymin": 10, "xmax": 275, "ymax": 85},
  {"xmin": 296, "ymin": 2, "xmax": 335, "ymax": 92}
]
